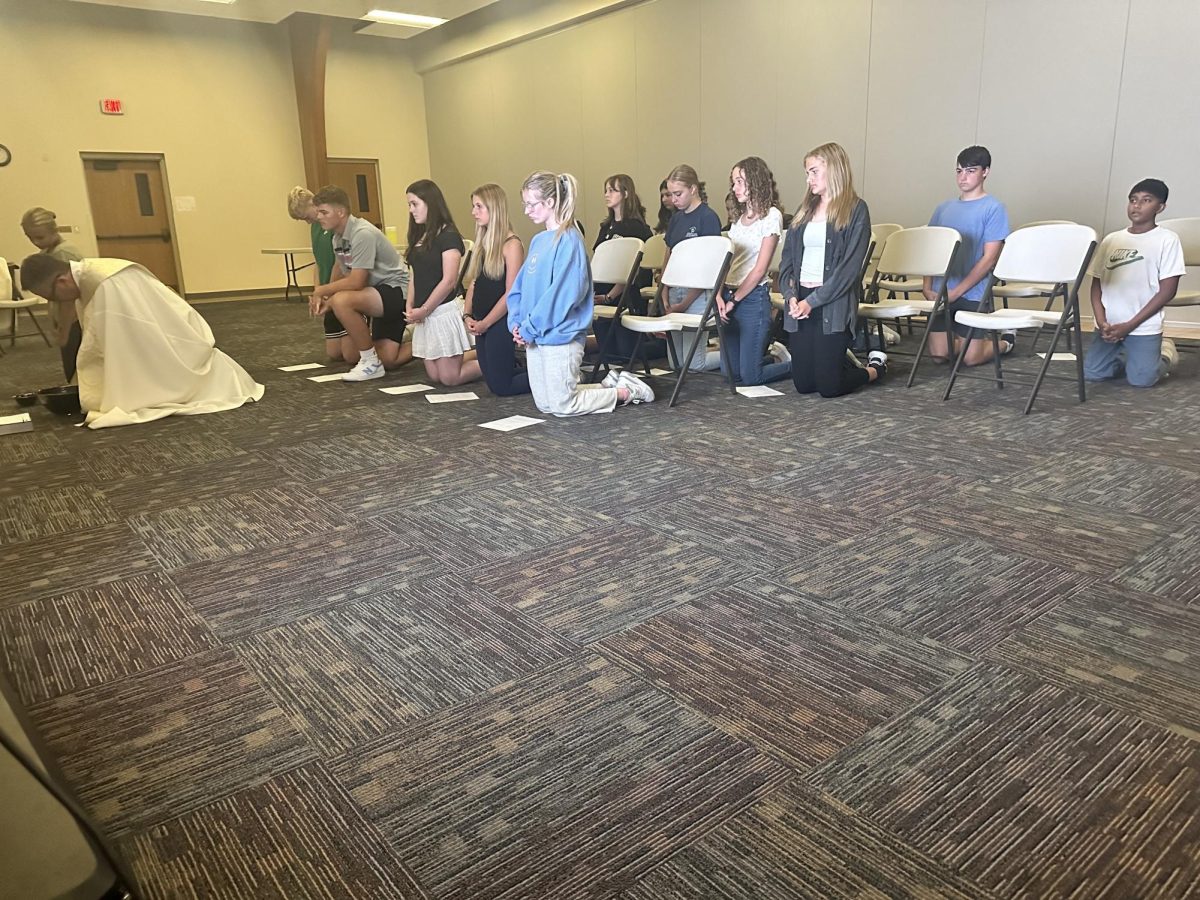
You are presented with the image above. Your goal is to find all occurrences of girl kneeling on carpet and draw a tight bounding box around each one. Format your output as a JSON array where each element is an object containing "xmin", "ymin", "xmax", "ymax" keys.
[
  {"xmin": 780, "ymin": 142, "xmax": 887, "ymax": 397},
  {"xmin": 508, "ymin": 171, "xmax": 655, "ymax": 416},
  {"xmin": 405, "ymin": 179, "xmax": 481, "ymax": 386}
]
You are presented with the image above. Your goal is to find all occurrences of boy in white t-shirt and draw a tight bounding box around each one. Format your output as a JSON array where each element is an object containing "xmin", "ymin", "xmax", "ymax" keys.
[{"xmin": 1084, "ymin": 178, "xmax": 1185, "ymax": 388}]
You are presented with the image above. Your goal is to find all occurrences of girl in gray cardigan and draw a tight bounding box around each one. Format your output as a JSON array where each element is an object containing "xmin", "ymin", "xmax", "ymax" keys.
[{"xmin": 779, "ymin": 142, "xmax": 887, "ymax": 397}]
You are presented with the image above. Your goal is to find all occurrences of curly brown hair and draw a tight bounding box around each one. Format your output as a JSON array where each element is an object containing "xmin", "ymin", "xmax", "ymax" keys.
[{"xmin": 726, "ymin": 156, "xmax": 781, "ymax": 222}]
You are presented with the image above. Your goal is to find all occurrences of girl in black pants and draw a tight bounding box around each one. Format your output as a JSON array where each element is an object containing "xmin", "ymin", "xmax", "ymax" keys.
[
  {"xmin": 463, "ymin": 183, "xmax": 530, "ymax": 396},
  {"xmin": 779, "ymin": 142, "xmax": 887, "ymax": 396}
]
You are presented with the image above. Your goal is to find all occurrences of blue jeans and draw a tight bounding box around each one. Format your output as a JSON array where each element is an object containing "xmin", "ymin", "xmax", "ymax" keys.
[
  {"xmin": 1083, "ymin": 331, "xmax": 1164, "ymax": 388},
  {"xmin": 721, "ymin": 284, "xmax": 790, "ymax": 385}
]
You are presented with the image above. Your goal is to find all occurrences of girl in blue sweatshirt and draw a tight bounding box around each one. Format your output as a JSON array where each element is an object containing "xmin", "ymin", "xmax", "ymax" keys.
[{"xmin": 509, "ymin": 171, "xmax": 655, "ymax": 416}]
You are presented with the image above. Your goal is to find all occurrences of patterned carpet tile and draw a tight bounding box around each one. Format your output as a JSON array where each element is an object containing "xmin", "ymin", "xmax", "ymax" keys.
[
  {"xmin": 759, "ymin": 411, "xmax": 920, "ymax": 455},
  {"xmin": 1110, "ymin": 525, "xmax": 1200, "ymax": 607},
  {"xmin": 1007, "ymin": 449, "xmax": 1200, "ymax": 523},
  {"xmin": 0, "ymin": 484, "xmax": 120, "ymax": 545},
  {"xmin": 630, "ymin": 485, "xmax": 874, "ymax": 572},
  {"xmin": 236, "ymin": 582, "xmax": 575, "ymax": 755},
  {"xmin": 267, "ymin": 430, "xmax": 437, "ymax": 482},
  {"xmin": 772, "ymin": 525, "xmax": 1092, "ymax": 653},
  {"xmin": 1084, "ymin": 424, "xmax": 1200, "ymax": 470},
  {"xmin": 99, "ymin": 453, "xmax": 294, "ymax": 516},
  {"xmin": 307, "ymin": 451, "xmax": 507, "ymax": 518},
  {"xmin": 0, "ymin": 522, "xmax": 159, "ymax": 610},
  {"xmin": 905, "ymin": 482, "xmax": 1172, "ymax": 577},
  {"xmin": 601, "ymin": 579, "xmax": 971, "ymax": 770},
  {"xmin": 0, "ymin": 429, "xmax": 68, "ymax": 464},
  {"xmin": 80, "ymin": 432, "xmax": 246, "ymax": 482},
  {"xmin": 621, "ymin": 782, "xmax": 994, "ymax": 900},
  {"xmin": 864, "ymin": 427, "xmax": 1054, "ymax": 480},
  {"xmin": 207, "ymin": 403, "xmax": 377, "ymax": 451},
  {"xmin": 613, "ymin": 427, "xmax": 812, "ymax": 483},
  {"xmin": 0, "ymin": 572, "xmax": 216, "ymax": 705},
  {"xmin": 987, "ymin": 581, "xmax": 1200, "ymax": 741},
  {"xmin": 172, "ymin": 522, "xmax": 439, "ymax": 640},
  {"xmin": 30, "ymin": 647, "xmax": 315, "ymax": 835},
  {"xmin": 808, "ymin": 663, "xmax": 1200, "ymax": 899},
  {"xmin": 122, "ymin": 762, "xmax": 430, "ymax": 900},
  {"xmin": 751, "ymin": 454, "xmax": 958, "ymax": 520},
  {"xmin": 0, "ymin": 455, "xmax": 91, "ymax": 503},
  {"xmin": 128, "ymin": 484, "xmax": 350, "ymax": 569},
  {"xmin": 470, "ymin": 525, "xmax": 753, "ymax": 643},
  {"xmin": 373, "ymin": 489, "xmax": 615, "ymax": 566},
  {"xmin": 331, "ymin": 653, "xmax": 789, "ymax": 900}
]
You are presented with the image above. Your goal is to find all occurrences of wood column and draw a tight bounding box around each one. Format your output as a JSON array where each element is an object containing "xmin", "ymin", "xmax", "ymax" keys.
[{"xmin": 287, "ymin": 13, "xmax": 331, "ymax": 190}]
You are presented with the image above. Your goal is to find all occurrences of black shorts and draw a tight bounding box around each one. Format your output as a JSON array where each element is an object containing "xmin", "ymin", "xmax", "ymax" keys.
[
  {"xmin": 929, "ymin": 297, "xmax": 981, "ymax": 338},
  {"xmin": 371, "ymin": 283, "xmax": 407, "ymax": 344},
  {"xmin": 323, "ymin": 310, "xmax": 347, "ymax": 339}
]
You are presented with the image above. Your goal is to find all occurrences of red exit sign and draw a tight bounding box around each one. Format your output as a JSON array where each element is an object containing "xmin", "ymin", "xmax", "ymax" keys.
[{"xmin": 100, "ymin": 98, "xmax": 124, "ymax": 115}]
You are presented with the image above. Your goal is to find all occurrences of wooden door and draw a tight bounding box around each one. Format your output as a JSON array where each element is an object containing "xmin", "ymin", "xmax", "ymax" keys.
[
  {"xmin": 326, "ymin": 158, "xmax": 383, "ymax": 228},
  {"xmin": 82, "ymin": 157, "xmax": 180, "ymax": 291}
]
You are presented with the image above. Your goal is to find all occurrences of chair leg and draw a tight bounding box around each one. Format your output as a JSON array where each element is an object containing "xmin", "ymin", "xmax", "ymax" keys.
[
  {"xmin": 942, "ymin": 326, "xmax": 974, "ymax": 400},
  {"xmin": 27, "ymin": 309, "xmax": 51, "ymax": 347},
  {"xmin": 991, "ymin": 332, "xmax": 1004, "ymax": 389},
  {"xmin": 906, "ymin": 298, "xmax": 944, "ymax": 388},
  {"xmin": 1072, "ymin": 303, "xmax": 1086, "ymax": 404},
  {"xmin": 1024, "ymin": 317, "xmax": 1067, "ymax": 415},
  {"xmin": 668, "ymin": 327, "xmax": 706, "ymax": 408},
  {"xmin": 624, "ymin": 333, "xmax": 646, "ymax": 375}
]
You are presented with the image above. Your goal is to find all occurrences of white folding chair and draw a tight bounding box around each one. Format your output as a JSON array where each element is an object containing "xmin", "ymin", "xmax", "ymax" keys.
[
  {"xmin": 587, "ymin": 236, "xmax": 645, "ymax": 381},
  {"xmin": 637, "ymin": 233, "xmax": 667, "ymax": 311},
  {"xmin": 1161, "ymin": 218, "xmax": 1200, "ymax": 308},
  {"xmin": 858, "ymin": 227, "xmax": 961, "ymax": 386},
  {"xmin": 0, "ymin": 259, "xmax": 51, "ymax": 349},
  {"xmin": 870, "ymin": 223, "xmax": 921, "ymax": 298},
  {"xmin": 621, "ymin": 235, "xmax": 734, "ymax": 407},
  {"xmin": 944, "ymin": 223, "xmax": 1097, "ymax": 414}
]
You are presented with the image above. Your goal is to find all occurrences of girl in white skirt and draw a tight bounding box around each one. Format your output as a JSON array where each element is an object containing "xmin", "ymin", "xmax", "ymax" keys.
[{"xmin": 405, "ymin": 179, "xmax": 481, "ymax": 386}]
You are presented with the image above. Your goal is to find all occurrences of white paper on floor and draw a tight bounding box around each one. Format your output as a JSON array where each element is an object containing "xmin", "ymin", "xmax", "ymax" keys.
[
  {"xmin": 0, "ymin": 412, "xmax": 34, "ymax": 435},
  {"xmin": 1036, "ymin": 352, "xmax": 1077, "ymax": 361},
  {"xmin": 279, "ymin": 362, "xmax": 326, "ymax": 372},
  {"xmin": 426, "ymin": 392, "xmax": 479, "ymax": 403},
  {"xmin": 736, "ymin": 385, "xmax": 783, "ymax": 397},
  {"xmin": 649, "ymin": 368, "xmax": 672, "ymax": 376},
  {"xmin": 307, "ymin": 373, "xmax": 349, "ymax": 383},
  {"xmin": 479, "ymin": 415, "xmax": 544, "ymax": 432},
  {"xmin": 378, "ymin": 384, "xmax": 434, "ymax": 395}
]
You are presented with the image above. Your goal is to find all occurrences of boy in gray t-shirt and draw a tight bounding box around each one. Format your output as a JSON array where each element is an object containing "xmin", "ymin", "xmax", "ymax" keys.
[{"xmin": 310, "ymin": 186, "xmax": 412, "ymax": 381}]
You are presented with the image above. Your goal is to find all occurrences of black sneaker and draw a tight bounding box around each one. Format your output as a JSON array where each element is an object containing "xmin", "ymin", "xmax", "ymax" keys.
[{"xmin": 1000, "ymin": 332, "xmax": 1016, "ymax": 354}]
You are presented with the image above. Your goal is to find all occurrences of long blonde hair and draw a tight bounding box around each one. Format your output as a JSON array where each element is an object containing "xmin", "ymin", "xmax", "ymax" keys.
[
  {"xmin": 466, "ymin": 183, "xmax": 514, "ymax": 283},
  {"xmin": 522, "ymin": 171, "xmax": 580, "ymax": 240},
  {"xmin": 792, "ymin": 142, "xmax": 859, "ymax": 231},
  {"xmin": 665, "ymin": 164, "xmax": 708, "ymax": 205}
]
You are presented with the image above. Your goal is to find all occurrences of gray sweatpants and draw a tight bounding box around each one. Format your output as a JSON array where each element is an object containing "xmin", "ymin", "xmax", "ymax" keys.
[{"xmin": 526, "ymin": 339, "xmax": 619, "ymax": 417}]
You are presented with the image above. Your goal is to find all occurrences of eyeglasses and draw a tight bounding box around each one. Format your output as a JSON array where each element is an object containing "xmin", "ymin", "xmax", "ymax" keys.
[{"xmin": 522, "ymin": 199, "xmax": 545, "ymax": 211}]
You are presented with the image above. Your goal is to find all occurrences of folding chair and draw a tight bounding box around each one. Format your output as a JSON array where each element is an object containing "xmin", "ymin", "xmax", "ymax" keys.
[
  {"xmin": 857, "ymin": 227, "xmax": 961, "ymax": 386},
  {"xmin": 1161, "ymin": 218, "xmax": 1200, "ymax": 308},
  {"xmin": 637, "ymin": 233, "xmax": 667, "ymax": 312},
  {"xmin": 871, "ymin": 223, "xmax": 920, "ymax": 300},
  {"xmin": 620, "ymin": 235, "xmax": 734, "ymax": 408},
  {"xmin": 586, "ymin": 236, "xmax": 645, "ymax": 381},
  {"xmin": 943, "ymin": 223, "xmax": 1097, "ymax": 415},
  {"xmin": 991, "ymin": 220, "xmax": 1075, "ymax": 353},
  {"xmin": 0, "ymin": 259, "xmax": 51, "ymax": 348}
]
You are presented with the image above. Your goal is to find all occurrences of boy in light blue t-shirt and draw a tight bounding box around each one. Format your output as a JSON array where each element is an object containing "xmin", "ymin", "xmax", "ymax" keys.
[{"xmin": 923, "ymin": 145, "xmax": 1011, "ymax": 367}]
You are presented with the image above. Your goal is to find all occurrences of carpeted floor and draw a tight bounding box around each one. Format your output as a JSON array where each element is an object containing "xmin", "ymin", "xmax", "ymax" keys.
[{"xmin": 2, "ymin": 299, "xmax": 1200, "ymax": 899}]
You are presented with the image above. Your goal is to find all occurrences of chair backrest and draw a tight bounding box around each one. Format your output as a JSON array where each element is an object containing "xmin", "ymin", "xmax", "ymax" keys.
[
  {"xmin": 660, "ymin": 235, "xmax": 733, "ymax": 292},
  {"xmin": 992, "ymin": 223, "xmax": 1097, "ymax": 286},
  {"xmin": 869, "ymin": 223, "xmax": 903, "ymax": 262},
  {"xmin": 639, "ymin": 233, "xmax": 667, "ymax": 271},
  {"xmin": 0, "ymin": 259, "xmax": 12, "ymax": 303},
  {"xmin": 875, "ymin": 226, "xmax": 961, "ymax": 279},
  {"xmin": 1161, "ymin": 217, "xmax": 1200, "ymax": 266},
  {"xmin": 590, "ymin": 236, "xmax": 644, "ymax": 285},
  {"xmin": 1016, "ymin": 219, "xmax": 1075, "ymax": 229}
]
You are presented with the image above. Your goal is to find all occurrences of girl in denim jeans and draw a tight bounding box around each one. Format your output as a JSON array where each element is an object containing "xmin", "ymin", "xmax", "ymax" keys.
[{"xmin": 716, "ymin": 156, "xmax": 791, "ymax": 385}]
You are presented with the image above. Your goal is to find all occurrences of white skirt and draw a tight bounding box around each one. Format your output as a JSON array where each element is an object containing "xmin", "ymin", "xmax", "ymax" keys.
[{"xmin": 412, "ymin": 301, "xmax": 473, "ymax": 359}]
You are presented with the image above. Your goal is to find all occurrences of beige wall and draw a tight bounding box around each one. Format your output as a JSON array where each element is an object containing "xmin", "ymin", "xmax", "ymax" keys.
[
  {"xmin": 423, "ymin": 0, "xmax": 1200, "ymax": 327},
  {"xmin": 0, "ymin": 0, "xmax": 430, "ymax": 296}
]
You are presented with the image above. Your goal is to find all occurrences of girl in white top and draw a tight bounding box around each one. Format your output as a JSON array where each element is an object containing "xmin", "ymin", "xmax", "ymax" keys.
[{"xmin": 716, "ymin": 156, "xmax": 790, "ymax": 385}]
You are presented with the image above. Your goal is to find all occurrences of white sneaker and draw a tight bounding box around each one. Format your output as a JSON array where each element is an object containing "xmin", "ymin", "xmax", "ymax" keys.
[
  {"xmin": 868, "ymin": 350, "xmax": 888, "ymax": 369},
  {"xmin": 1161, "ymin": 337, "xmax": 1179, "ymax": 371},
  {"xmin": 342, "ymin": 356, "xmax": 385, "ymax": 382},
  {"xmin": 882, "ymin": 325, "xmax": 901, "ymax": 346},
  {"xmin": 768, "ymin": 341, "xmax": 792, "ymax": 365},
  {"xmin": 601, "ymin": 368, "xmax": 622, "ymax": 388},
  {"xmin": 617, "ymin": 371, "xmax": 655, "ymax": 404}
]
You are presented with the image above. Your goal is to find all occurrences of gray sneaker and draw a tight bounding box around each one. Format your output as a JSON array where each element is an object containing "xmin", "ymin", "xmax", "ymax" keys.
[
  {"xmin": 617, "ymin": 371, "xmax": 655, "ymax": 404},
  {"xmin": 601, "ymin": 368, "xmax": 622, "ymax": 388}
]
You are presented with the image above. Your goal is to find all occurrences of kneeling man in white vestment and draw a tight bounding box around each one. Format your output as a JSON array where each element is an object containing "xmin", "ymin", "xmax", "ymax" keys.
[{"xmin": 20, "ymin": 254, "xmax": 264, "ymax": 429}]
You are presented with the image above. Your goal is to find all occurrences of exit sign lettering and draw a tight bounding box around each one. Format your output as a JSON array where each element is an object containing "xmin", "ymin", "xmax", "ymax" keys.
[{"xmin": 100, "ymin": 98, "xmax": 124, "ymax": 115}]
